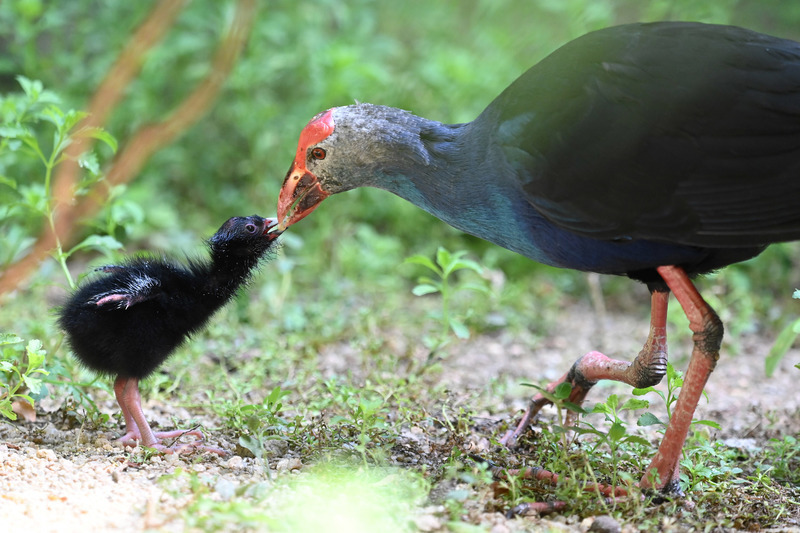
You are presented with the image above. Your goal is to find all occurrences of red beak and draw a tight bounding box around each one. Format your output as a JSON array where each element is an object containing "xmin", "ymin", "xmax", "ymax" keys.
[
  {"xmin": 276, "ymin": 162, "xmax": 330, "ymax": 230},
  {"xmin": 276, "ymin": 109, "xmax": 336, "ymax": 230}
]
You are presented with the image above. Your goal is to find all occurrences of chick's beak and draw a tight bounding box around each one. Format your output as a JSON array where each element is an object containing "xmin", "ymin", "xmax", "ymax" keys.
[
  {"xmin": 263, "ymin": 217, "xmax": 282, "ymax": 240},
  {"xmin": 276, "ymin": 161, "xmax": 330, "ymax": 230}
]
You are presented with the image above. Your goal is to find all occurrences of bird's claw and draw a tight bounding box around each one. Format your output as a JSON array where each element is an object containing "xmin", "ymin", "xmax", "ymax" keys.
[{"xmin": 117, "ymin": 428, "xmax": 227, "ymax": 456}]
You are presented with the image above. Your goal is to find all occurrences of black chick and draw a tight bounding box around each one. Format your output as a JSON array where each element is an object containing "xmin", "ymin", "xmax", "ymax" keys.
[{"xmin": 59, "ymin": 215, "xmax": 282, "ymax": 454}]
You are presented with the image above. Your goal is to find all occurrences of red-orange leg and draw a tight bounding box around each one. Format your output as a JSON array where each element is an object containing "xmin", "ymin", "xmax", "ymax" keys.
[{"xmin": 640, "ymin": 265, "xmax": 722, "ymax": 492}]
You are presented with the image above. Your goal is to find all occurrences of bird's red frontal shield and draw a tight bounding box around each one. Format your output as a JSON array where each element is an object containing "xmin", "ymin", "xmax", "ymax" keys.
[{"xmin": 277, "ymin": 110, "xmax": 335, "ymax": 229}]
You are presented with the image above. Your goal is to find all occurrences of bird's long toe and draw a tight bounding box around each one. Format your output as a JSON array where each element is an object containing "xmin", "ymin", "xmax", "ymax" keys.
[
  {"xmin": 150, "ymin": 440, "xmax": 228, "ymax": 456},
  {"xmin": 117, "ymin": 430, "xmax": 143, "ymax": 446},
  {"xmin": 152, "ymin": 428, "xmax": 205, "ymax": 440},
  {"xmin": 118, "ymin": 429, "xmax": 227, "ymax": 456},
  {"xmin": 500, "ymin": 356, "xmax": 598, "ymax": 446}
]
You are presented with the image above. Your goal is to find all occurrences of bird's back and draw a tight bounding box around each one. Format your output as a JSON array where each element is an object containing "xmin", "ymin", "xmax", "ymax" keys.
[
  {"xmin": 487, "ymin": 22, "xmax": 800, "ymax": 252},
  {"xmin": 59, "ymin": 258, "xmax": 219, "ymax": 379}
]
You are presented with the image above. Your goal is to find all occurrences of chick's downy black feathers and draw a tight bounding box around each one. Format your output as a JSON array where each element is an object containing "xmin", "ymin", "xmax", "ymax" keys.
[{"xmin": 58, "ymin": 215, "xmax": 281, "ymax": 454}]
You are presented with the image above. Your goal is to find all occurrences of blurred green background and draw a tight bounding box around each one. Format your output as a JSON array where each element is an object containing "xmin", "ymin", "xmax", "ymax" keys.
[{"xmin": 2, "ymin": 0, "xmax": 800, "ymax": 320}]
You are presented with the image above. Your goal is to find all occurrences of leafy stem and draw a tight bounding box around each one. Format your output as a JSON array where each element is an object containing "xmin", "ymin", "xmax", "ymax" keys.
[{"xmin": 404, "ymin": 247, "xmax": 490, "ymax": 356}]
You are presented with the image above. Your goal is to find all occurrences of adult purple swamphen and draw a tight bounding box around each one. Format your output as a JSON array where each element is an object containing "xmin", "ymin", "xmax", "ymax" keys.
[
  {"xmin": 275, "ymin": 21, "xmax": 800, "ymax": 494},
  {"xmin": 59, "ymin": 215, "xmax": 282, "ymax": 455}
]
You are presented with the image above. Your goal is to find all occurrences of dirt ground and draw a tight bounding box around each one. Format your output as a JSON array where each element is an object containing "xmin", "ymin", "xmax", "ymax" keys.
[{"xmin": 2, "ymin": 301, "xmax": 799, "ymax": 532}]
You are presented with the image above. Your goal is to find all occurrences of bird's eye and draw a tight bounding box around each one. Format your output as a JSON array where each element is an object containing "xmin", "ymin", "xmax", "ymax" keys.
[
  {"xmin": 310, "ymin": 147, "xmax": 326, "ymax": 160},
  {"xmin": 245, "ymin": 224, "xmax": 257, "ymax": 233}
]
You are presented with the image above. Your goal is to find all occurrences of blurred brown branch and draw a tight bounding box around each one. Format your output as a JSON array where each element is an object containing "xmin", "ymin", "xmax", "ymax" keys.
[{"xmin": 0, "ymin": 0, "xmax": 257, "ymax": 296}]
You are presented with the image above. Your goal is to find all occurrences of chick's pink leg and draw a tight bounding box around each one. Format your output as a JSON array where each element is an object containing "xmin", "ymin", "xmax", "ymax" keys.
[{"xmin": 113, "ymin": 376, "xmax": 226, "ymax": 456}]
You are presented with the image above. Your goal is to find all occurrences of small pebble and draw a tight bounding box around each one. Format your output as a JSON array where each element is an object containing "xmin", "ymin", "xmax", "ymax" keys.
[
  {"xmin": 225, "ymin": 456, "xmax": 245, "ymax": 469},
  {"xmin": 36, "ymin": 449, "xmax": 57, "ymax": 461},
  {"xmin": 275, "ymin": 457, "xmax": 302, "ymax": 472},
  {"xmin": 589, "ymin": 515, "xmax": 621, "ymax": 533}
]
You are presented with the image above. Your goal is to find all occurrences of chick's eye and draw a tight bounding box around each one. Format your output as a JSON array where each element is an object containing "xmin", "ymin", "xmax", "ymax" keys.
[
  {"xmin": 245, "ymin": 224, "xmax": 257, "ymax": 233},
  {"xmin": 310, "ymin": 147, "xmax": 326, "ymax": 160}
]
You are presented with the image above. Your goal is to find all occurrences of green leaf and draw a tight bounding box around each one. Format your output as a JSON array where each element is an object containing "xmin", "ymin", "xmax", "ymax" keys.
[
  {"xmin": 412, "ymin": 284, "xmax": 439, "ymax": 296},
  {"xmin": 238, "ymin": 434, "xmax": 263, "ymax": 459},
  {"xmin": 0, "ymin": 333, "xmax": 24, "ymax": 346},
  {"xmin": 25, "ymin": 339, "xmax": 46, "ymax": 369},
  {"xmin": 692, "ymin": 419, "xmax": 721, "ymax": 430},
  {"xmin": 110, "ymin": 199, "xmax": 145, "ymax": 227},
  {"xmin": 605, "ymin": 394, "xmax": 619, "ymax": 410},
  {"xmin": 66, "ymin": 234, "xmax": 123, "ymax": 258},
  {"xmin": 765, "ymin": 318, "xmax": 800, "ymax": 377},
  {"xmin": 608, "ymin": 421, "xmax": 626, "ymax": 441},
  {"xmin": 0, "ymin": 404, "xmax": 17, "ymax": 421},
  {"xmin": 16, "ymin": 76, "xmax": 42, "ymax": 99},
  {"xmin": 39, "ymin": 105, "xmax": 65, "ymax": 127},
  {"xmin": 75, "ymin": 126, "xmax": 118, "ymax": 152},
  {"xmin": 18, "ymin": 183, "xmax": 48, "ymax": 214},
  {"xmin": 78, "ymin": 151, "xmax": 100, "ymax": 176},
  {"xmin": 637, "ymin": 412, "xmax": 665, "ymax": 427},
  {"xmin": 520, "ymin": 382, "xmax": 560, "ymax": 404},
  {"xmin": 0, "ymin": 124, "xmax": 33, "ymax": 140},
  {"xmin": 623, "ymin": 435, "xmax": 652, "ymax": 447},
  {"xmin": 435, "ymin": 247, "xmax": 452, "ymax": 271},
  {"xmin": 449, "ymin": 318, "xmax": 469, "ymax": 339},
  {"xmin": 448, "ymin": 258, "xmax": 483, "ymax": 275},
  {"xmin": 563, "ymin": 401, "xmax": 588, "ymax": 414},
  {"xmin": 22, "ymin": 375, "xmax": 43, "ymax": 395},
  {"xmin": 553, "ymin": 382, "xmax": 572, "ymax": 400},
  {"xmin": 60, "ymin": 108, "xmax": 88, "ymax": 133},
  {"xmin": 620, "ymin": 398, "xmax": 649, "ymax": 411},
  {"xmin": 416, "ymin": 275, "xmax": 439, "ymax": 287},
  {"xmin": 266, "ymin": 386, "xmax": 282, "ymax": 404},
  {"xmin": 403, "ymin": 254, "xmax": 439, "ymax": 274}
]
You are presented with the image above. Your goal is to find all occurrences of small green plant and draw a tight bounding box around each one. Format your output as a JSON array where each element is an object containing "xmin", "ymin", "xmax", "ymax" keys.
[
  {"xmin": 214, "ymin": 385, "xmax": 294, "ymax": 460},
  {"xmin": 525, "ymin": 383, "xmax": 650, "ymax": 492},
  {"xmin": 679, "ymin": 436, "xmax": 744, "ymax": 492},
  {"xmin": 326, "ymin": 379, "xmax": 391, "ymax": 464},
  {"xmin": 404, "ymin": 247, "xmax": 490, "ymax": 356},
  {"xmin": 765, "ymin": 289, "xmax": 800, "ymax": 377},
  {"xmin": 634, "ymin": 361, "xmax": 721, "ymax": 432},
  {"xmin": 0, "ymin": 333, "xmax": 48, "ymax": 420},
  {"xmin": 522, "ymin": 381, "xmax": 585, "ymax": 441},
  {"xmin": 580, "ymin": 394, "xmax": 652, "ymax": 486},
  {"xmin": 1, "ymin": 76, "xmax": 119, "ymax": 288},
  {"xmin": 761, "ymin": 435, "xmax": 799, "ymax": 484},
  {"xmin": 1, "ymin": 78, "xmax": 127, "ymax": 419}
]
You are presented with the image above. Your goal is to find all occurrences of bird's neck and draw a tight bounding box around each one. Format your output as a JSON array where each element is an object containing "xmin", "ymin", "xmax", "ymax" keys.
[
  {"xmin": 200, "ymin": 251, "xmax": 261, "ymax": 301},
  {"xmin": 334, "ymin": 105, "xmax": 582, "ymax": 266},
  {"xmin": 342, "ymin": 108, "xmax": 518, "ymax": 243}
]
